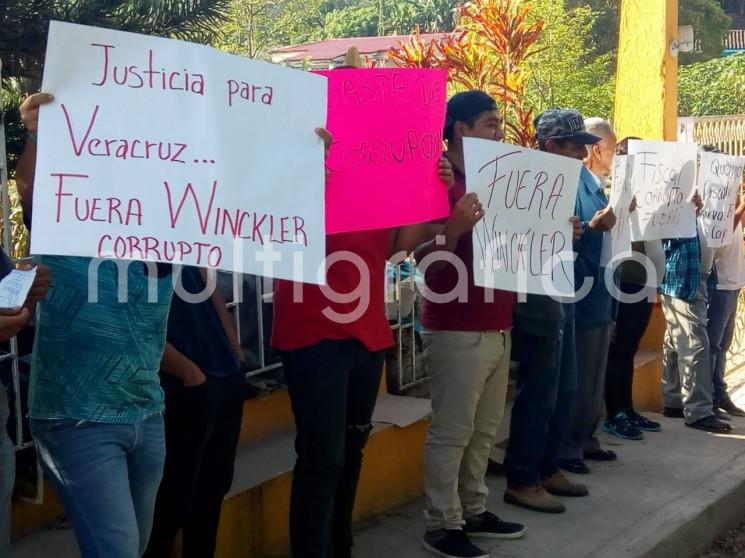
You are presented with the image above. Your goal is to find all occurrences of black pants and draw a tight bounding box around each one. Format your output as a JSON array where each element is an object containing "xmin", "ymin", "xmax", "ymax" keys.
[
  {"xmin": 282, "ymin": 339, "xmax": 384, "ymax": 558},
  {"xmin": 144, "ymin": 373, "xmax": 244, "ymax": 558},
  {"xmin": 605, "ymin": 286, "xmax": 654, "ymax": 417}
]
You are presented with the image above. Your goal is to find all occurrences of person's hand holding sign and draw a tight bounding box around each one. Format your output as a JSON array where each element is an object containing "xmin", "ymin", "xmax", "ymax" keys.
[
  {"xmin": 438, "ymin": 157, "xmax": 455, "ymax": 190},
  {"xmin": 444, "ymin": 193, "xmax": 483, "ymax": 238},
  {"xmin": 588, "ymin": 206, "xmax": 616, "ymax": 232},
  {"xmin": 20, "ymin": 92, "xmax": 54, "ymax": 132},
  {"xmin": 16, "ymin": 92, "xmax": 55, "ymax": 221},
  {"xmin": 315, "ymin": 127, "xmax": 333, "ymax": 157},
  {"xmin": 22, "ymin": 262, "xmax": 51, "ymax": 308},
  {"xmin": 692, "ymin": 190, "xmax": 704, "ymax": 216},
  {"xmin": 734, "ymin": 183, "xmax": 745, "ymax": 230},
  {"xmin": 570, "ymin": 216, "xmax": 582, "ymax": 242},
  {"xmin": 629, "ymin": 195, "xmax": 637, "ymax": 213}
]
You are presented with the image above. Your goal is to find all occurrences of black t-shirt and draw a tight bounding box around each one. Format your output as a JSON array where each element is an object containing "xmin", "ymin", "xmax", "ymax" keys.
[{"xmin": 166, "ymin": 266, "xmax": 241, "ymax": 378}]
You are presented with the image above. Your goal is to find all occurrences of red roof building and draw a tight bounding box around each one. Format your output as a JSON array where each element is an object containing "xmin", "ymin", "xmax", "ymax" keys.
[{"xmin": 269, "ymin": 34, "xmax": 446, "ymax": 68}]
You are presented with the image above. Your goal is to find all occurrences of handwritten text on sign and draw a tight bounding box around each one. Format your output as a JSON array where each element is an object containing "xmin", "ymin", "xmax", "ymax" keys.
[
  {"xmin": 314, "ymin": 68, "xmax": 450, "ymax": 234},
  {"xmin": 602, "ymin": 154, "xmax": 634, "ymax": 264},
  {"xmin": 464, "ymin": 138, "xmax": 580, "ymax": 296},
  {"xmin": 628, "ymin": 140, "xmax": 698, "ymax": 241},
  {"xmin": 698, "ymin": 152, "xmax": 745, "ymax": 248},
  {"xmin": 32, "ymin": 21, "xmax": 327, "ymax": 282}
]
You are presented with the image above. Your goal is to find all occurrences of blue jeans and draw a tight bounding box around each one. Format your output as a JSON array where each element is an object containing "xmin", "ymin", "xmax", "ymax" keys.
[
  {"xmin": 0, "ymin": 389, "xmax": 14, "ymax": 557},
  {"xmin": 505, "ymin": 304, "xmax": 577, "ymax": 487},
  {"xmin": 707, "ymin": 288, "xmax": 741, "ymax": 403},
  {"xmin": 31, "ymin": 414, "xmax": 166, "ymax": 558}
]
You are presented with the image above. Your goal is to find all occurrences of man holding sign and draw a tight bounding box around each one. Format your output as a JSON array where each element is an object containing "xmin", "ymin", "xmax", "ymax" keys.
[
  {"xmin": 18, "ymin": 19, "xmax": 329, "ymax": 558},
  {"xmin": 658, "ymin": 145, "xmax": 732, "ymax": 434},
  {"xmin": 504, "ymin": 109, "xmax": 598, "ymax": 513},
  {"xmin": 559, "ymin": 117, "xmax": 620, "ymax": 471},
  {"xmin": 415, "ymin": 91, "xmax": 525, "ymax": 558}
]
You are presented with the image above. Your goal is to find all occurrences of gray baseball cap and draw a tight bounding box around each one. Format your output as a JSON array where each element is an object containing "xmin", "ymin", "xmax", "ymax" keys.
[{"xmin": 535, "ymin": 108, "xmax": 600, "ymax": 144}]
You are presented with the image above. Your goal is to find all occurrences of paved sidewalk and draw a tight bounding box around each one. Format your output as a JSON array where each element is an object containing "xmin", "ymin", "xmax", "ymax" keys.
[
  {"xmin": 353, "ymin": 372, "xmax": 745, "ymax": 558},
  {"xmin": 11, "ymin": 367, "xmax": 745, "ymax": 558}
]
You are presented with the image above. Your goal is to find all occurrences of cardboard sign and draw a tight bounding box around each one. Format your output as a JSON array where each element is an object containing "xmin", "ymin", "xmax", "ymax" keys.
[
  {"xmin": 698, "ymin": 152, "xmax": 745, "ymax": 247},
  {"xmin": 464, "ymin": 138, "xmax": 580, "ymax": 296},
  {"xmin": 628, "ymin": 140, "xmax": 698, "ymax": 241},
  {"xmin": 315, "ymin": 68, "xmax": 450, "ymax": 234},
  {"xmin": 601, "ymin": 154, "xmax": 634, "ymax": 265},
  {"xmin": 32, "ymin": 21, "xmax": 328, "ymax": 283}
]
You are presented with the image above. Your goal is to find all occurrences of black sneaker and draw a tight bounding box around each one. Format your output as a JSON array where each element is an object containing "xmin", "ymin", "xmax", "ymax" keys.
[
  {"xmin": 422, "ymin": 530, "xmax": 488, "ymax": 558},
  {"xmin": 627, "ymin": 409, "xmax": 661, "ymax": 432},
  {"xmin": 464, "ymin": 511, "xmax": 526, "ymax": 540},
  {"xmin": 603, "ymin": 412, "xmax": 644, "ymax": 440},
  {"xmin": 685, "ymin": 415, "xmax": 733, "ymax": 434},
  {"xmin": 663, "ymin": 407, "xmax": 684, "ymax": 418}
]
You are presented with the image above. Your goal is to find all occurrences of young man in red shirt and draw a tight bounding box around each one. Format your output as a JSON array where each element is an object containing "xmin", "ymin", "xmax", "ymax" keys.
[
  {"xmin": 272, "ymin": 131, "xmax": 454, "ymax": 558},
  {"xmin": 415, "ymin": 90, "xmax": 525, "ymax": 558}
]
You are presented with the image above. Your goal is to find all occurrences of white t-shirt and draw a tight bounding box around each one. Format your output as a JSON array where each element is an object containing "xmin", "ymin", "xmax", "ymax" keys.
[{"xmin": 714, "ymin": 223, "xmax": 745, "ymax": 290}]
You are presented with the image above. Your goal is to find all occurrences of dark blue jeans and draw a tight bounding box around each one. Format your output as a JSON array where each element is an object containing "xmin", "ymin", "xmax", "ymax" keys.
[
  {"xmin": 505, "ymin": 304, "xmax": 577, "ymax": 488},
  {"xmin": 32, "ymin": 414, "xmax": 165, "ymax": 558},
  {"xmin": 707, "ymin": 288, "xmax": 741, "ymax": 403}
]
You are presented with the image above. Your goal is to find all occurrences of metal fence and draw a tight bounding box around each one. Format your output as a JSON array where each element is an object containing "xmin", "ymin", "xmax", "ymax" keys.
[
  {"xmin": 725, "ymin": 29, "xmax": 745, "ymax": 50},
  {"xmin": 678, "ymin": 115, "xmax": 745, "ymax": 157}
]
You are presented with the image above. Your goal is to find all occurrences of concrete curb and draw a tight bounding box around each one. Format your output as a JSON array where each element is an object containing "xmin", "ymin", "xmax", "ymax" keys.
[{"xmin": 593, "ymin": 441, "xmax": 745, "ymax": 558}]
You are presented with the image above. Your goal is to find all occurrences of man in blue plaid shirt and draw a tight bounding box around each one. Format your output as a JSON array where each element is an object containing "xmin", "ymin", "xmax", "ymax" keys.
[{"xmin": 659, "ymin": 165, "xmax": 733, "ymax": 434}]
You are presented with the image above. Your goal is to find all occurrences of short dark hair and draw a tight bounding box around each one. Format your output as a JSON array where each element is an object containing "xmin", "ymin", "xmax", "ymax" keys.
[
  {"xmin": 538, "ymin": 137, "xmax": 569, "ymax": 152},
  {"xmin": 444, "ymin": 90, "xmax": 498, "ymax": 142}
]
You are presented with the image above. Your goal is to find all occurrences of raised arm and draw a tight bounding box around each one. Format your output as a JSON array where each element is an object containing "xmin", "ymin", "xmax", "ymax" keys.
[{"xmin": 15, "ymin": 93, "xmax": 54, "ymax": 220}]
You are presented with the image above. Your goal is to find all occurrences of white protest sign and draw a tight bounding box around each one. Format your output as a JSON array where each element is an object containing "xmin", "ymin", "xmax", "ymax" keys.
[
  {"xmin": 628, "ymin": 140, "xmax": 698, "ymax": 241},
  {"xmin": 32, "ymin": 21, "xmax": 327, "ymax": 283},
  {"xmin": 464, "ymin": 138, "xmax": 580, "ymax": 296},
  {"xmin": 601, "ymin": 154, "xmax": 634, "ymax": 265},
  {"xmin": 698, "ymin": 152, "xmax": 745, "ymax": 248}
]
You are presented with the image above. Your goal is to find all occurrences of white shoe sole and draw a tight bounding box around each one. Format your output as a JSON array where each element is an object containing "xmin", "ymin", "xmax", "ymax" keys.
[
  {"xmin": 421, "ymin": 540, "xmax": 489, "ymax": 558},
  {"xmin": 466, "ymin": 525, "xmax": 527, "ymax": 540}
]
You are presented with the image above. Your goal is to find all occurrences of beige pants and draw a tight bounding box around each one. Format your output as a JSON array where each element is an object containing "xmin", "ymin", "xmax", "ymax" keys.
[{"xmin": 422, "ymin": 329, "xmax": 511, "ymax": 531}]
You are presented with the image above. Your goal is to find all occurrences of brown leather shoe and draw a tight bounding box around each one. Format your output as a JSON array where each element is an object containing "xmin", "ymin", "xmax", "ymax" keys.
[
  {"xmin": 542, "ymin": 472, "xmax": 589, "ymax": 497},
  {"xmin": 504, "ymin": 485, "xmax": 566, "ymax": 513}
]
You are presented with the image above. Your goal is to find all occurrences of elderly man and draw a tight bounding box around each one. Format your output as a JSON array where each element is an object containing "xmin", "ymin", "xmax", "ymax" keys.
[{"xmin": 558, "ymin": 117, "xmax": 619, "ymax": 475}]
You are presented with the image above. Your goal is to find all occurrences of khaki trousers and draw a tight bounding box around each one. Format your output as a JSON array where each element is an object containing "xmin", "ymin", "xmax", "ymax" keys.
[{"xmin": 422, "ymin": 330, "xmax": 511, "ymax": 531}]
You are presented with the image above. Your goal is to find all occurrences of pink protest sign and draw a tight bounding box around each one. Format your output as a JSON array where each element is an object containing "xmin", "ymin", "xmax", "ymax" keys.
[{"xmin": 315, "ymin": 68, "xmax": 450, "ymax": 234}]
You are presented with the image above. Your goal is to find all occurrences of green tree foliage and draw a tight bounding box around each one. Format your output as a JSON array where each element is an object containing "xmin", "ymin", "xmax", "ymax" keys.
[
  {"xmin": 523, "ymin": 0, "xmax": 615, "ymax": 119},
  {"xmin": 565, "ymin": 0, "xmax": 731, "ymax": 63},
  {"xmin": 322, "ymin": 3, "xmax": 380, "ymax": 37},
  {"xmin": 1, "ymin": 0, "xmax": 230, "ymax": 85},
  {"xmin": 1, "ymin": 0, "xmax": 230, "ymax": 166},
  {"xmin": 214, "ymin": 0, "xmax": 326, "ymax": 59},
  {"xmin": 679, "ymin": 0, "xmax": 732, "ymax": 63},
  {"xmin": 678, "ymin": 52, "xmax": 745, "ymax": 115},
  {"xmin": 319, "ymin": 0, "xmax": 460, "ymax": 39}
]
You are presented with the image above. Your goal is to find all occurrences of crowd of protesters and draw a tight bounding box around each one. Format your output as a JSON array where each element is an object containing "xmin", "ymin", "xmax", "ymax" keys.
[{"xmin": 1, "ymin": 57, "xmax": 744, "ymax": 558}]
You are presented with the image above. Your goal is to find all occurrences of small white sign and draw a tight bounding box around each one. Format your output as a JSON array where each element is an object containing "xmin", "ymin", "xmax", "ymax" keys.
[
  {"xmin": 698, "ymin": 152, "xmax": 745, "ymax": 248},
  {"xmin": 628, "ymin": 140, "xmax": 698, "ymax": 241}
]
